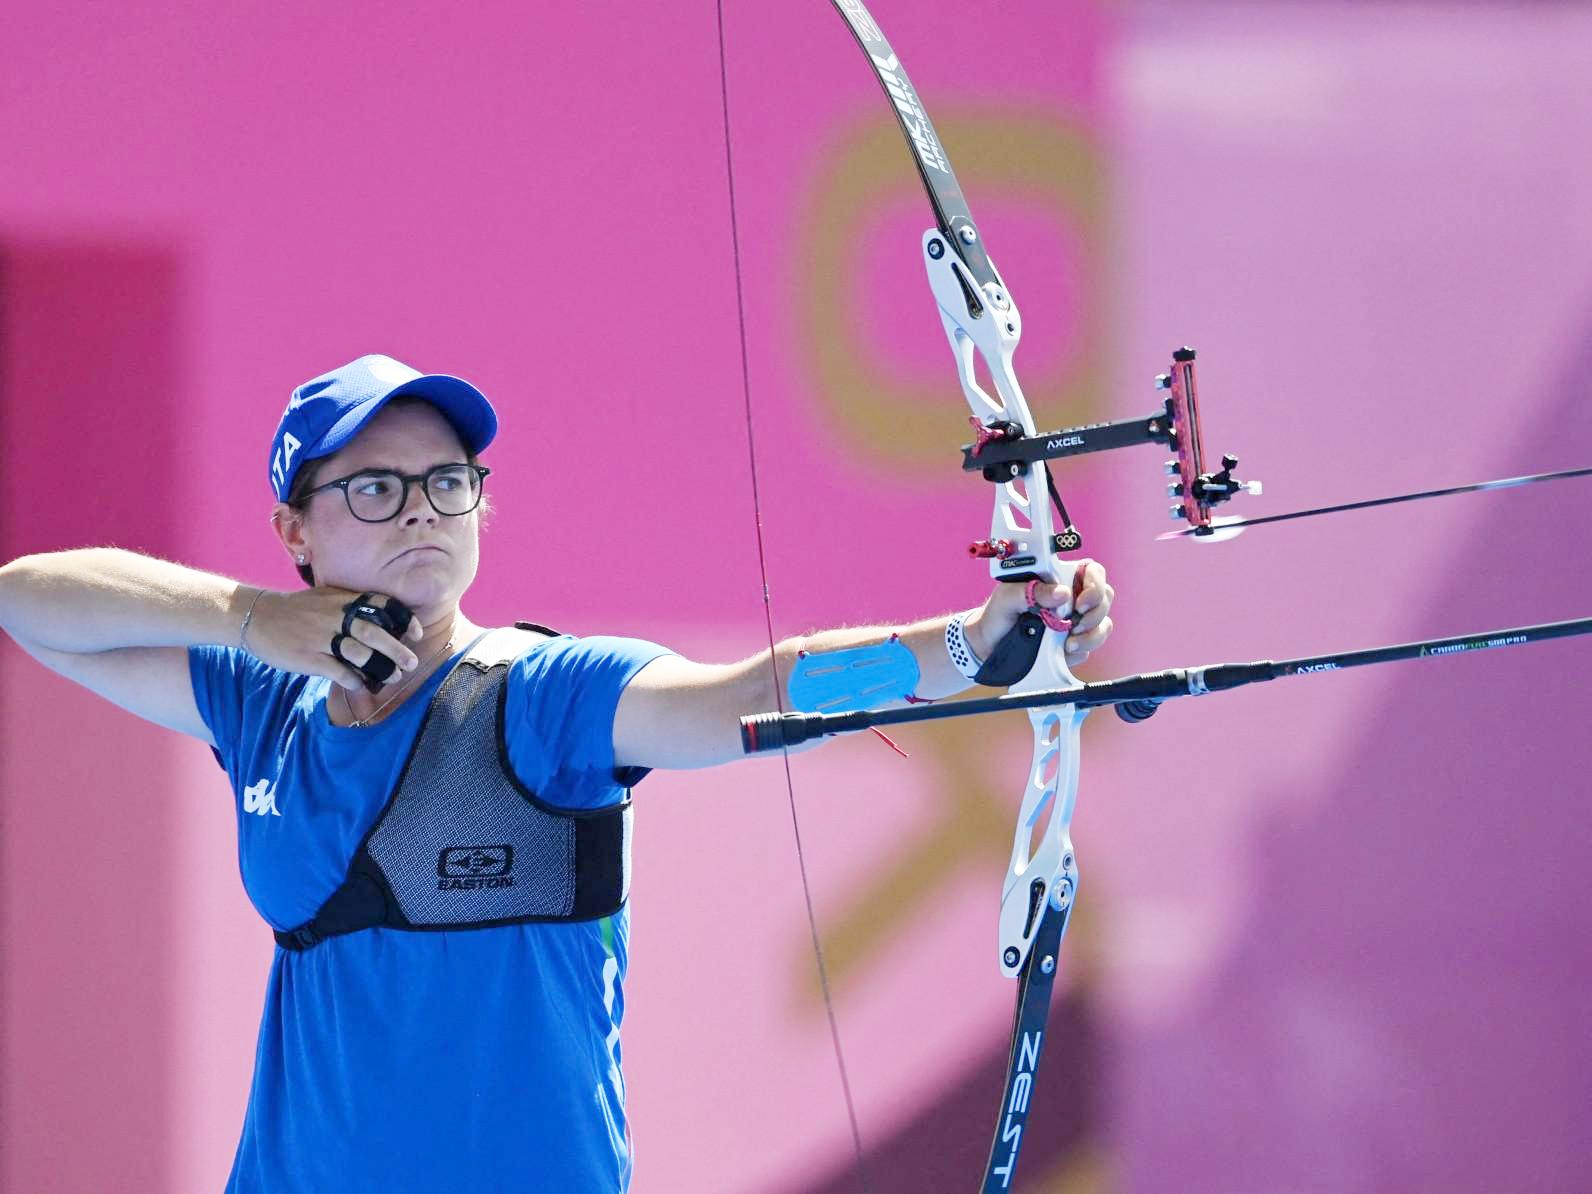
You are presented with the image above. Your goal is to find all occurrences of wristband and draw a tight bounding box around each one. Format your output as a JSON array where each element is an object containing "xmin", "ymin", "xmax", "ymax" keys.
[{"xmin": 945, "ymin": 612, "xmax": 984, "ymax": 680}]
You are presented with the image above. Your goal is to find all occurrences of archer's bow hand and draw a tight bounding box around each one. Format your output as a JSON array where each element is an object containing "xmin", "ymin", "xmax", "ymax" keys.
[{"xmin": 972, "ymin": 559, "xmax": 1116, "ymax": 667}]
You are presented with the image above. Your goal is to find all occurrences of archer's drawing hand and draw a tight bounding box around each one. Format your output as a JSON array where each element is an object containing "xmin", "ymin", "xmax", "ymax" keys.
[
  {"xmin": 975, "ymin": 559, "xmax": 1115, "ymax": 667},
  {"xmin": 242, "ymin": 587, "xmax": 424, "ymax": 691}
]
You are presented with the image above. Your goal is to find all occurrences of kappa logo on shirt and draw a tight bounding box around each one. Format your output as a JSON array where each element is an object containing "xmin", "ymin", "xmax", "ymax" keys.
[{"xmin": 243, "ymin": 778, "xmax": 283, "ymax": 817}]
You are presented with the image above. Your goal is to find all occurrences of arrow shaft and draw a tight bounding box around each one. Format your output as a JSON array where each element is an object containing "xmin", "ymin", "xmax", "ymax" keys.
[{"xmin": 1169, "ymin": 465, "xmax": 1592, "ymax": 537}]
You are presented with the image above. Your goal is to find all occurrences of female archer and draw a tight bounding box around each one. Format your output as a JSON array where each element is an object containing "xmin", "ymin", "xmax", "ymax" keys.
[{"xmin": 0, "ymin": 353, "xmax": 1115, "ymax": 1192}]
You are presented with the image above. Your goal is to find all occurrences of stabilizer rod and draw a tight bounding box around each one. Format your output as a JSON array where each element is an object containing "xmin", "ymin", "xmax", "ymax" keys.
[{"xmin": 740, "ymin": 616, "xmax": 1592, "ymax": 752}]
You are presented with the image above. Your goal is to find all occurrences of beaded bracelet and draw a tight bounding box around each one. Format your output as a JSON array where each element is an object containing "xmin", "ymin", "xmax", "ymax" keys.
[{"xmin": 239, "ymin": 588, "xmax": 266, "ymax": 653}]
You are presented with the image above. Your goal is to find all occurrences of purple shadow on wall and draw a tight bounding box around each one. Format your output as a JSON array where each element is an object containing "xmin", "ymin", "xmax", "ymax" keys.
[
  {"xmin": 0, "ymin": 240, "xmax": 188, "ymax": 1194},
  {"xmin": 1124, "ymin": 305, "xmax": 1592, "ymax": 1194},
  {"xmin": 768, "ymin": 983, "xmax": 1105, "ymax": 1194}
]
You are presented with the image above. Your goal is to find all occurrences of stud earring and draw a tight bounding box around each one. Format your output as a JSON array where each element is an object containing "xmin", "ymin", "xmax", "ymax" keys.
[{"xmin": 297, "ymin": 554, "xmax": 306, "ymax": 564}]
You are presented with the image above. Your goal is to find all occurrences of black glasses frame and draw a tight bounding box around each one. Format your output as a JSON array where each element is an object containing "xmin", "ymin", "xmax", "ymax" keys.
[{"xmin": 300, "ymin": 463, "xmax": 492, "ymax": 523}]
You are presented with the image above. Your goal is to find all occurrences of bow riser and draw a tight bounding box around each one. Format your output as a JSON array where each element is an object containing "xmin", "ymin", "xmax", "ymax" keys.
[
  {"xmin": 996, "ymin": 702, "xmax": 1085, "ymax": 979},
  {"xmin": 925, "ymin": 235, "xmax": 1049, "ymax": 571},
  {"xmin": 922, "ymin": 226, "xmax": 1086, "ymax": 980}
]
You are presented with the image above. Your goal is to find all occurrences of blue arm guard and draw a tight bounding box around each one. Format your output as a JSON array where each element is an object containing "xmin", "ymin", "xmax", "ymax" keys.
[{"xmin": 787, "ymin": 637, "xmax": 922, "ymax": 713}]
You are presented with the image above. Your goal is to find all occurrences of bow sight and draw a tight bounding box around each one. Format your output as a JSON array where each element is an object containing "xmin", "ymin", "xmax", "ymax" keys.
[{"xmin": 963, "ymin": 346, "xmax": 1262, "ymax": 553}]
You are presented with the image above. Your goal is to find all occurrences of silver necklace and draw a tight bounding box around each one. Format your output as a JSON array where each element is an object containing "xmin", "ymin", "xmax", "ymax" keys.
[{"xmin": 340, "ymin": 636, "xmax": 455, "ymax": 728}]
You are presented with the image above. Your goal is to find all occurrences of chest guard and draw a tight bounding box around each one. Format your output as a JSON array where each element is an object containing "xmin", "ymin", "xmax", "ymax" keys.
[{"xmin": 276, "ymin": 624, "xmax": 633, "ymax": 951}]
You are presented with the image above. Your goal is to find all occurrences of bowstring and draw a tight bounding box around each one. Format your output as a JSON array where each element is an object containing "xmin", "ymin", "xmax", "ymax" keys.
[{"xmin": 712, "ymin": 3, "xmax": 873, "ymax": 1190}]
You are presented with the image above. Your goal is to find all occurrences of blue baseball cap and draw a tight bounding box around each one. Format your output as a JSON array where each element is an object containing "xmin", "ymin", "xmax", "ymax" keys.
[{"xmin": 268, "ymin": 354, "xmax": 499, "ymax": 501}]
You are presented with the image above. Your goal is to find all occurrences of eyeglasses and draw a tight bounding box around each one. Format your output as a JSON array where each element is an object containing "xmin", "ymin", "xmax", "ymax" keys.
[{"xmin": 300, "ymin": 463, "xmax": 491, "ymax": 524}]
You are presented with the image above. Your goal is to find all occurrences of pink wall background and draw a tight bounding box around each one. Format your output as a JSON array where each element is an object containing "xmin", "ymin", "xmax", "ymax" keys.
[{"xmin": 3, "ymin": 2, "xmax": 1589, "ymax": 1192}]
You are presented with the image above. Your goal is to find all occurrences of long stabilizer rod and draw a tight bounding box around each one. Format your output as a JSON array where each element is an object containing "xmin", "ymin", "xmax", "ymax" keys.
[{"xmin": 741, "ymin": 616, "xmax": 1592, "ymax": 752}]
